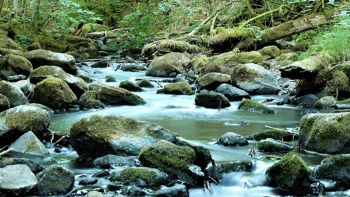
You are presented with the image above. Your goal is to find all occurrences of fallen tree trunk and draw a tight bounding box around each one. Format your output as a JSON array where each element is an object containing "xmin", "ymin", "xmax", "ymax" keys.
[{"xmin": 208, "ymin": 10, "xmax": 335, "ymax": 52}]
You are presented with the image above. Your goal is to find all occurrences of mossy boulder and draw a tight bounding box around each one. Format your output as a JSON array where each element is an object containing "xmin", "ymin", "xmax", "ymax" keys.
[
  {"xmin": 139, "ymin": 140, "xmax": 201, "ymax": 185},
  {"xmin": 312, "ymin": 154, "xmax": 350, "ymax": 188},
  {"xmin": 248, "ymin": 130, "xmax": 298, "ymax": 141},
  {"xmin": 238, "ymin": 99, "xmax": 275, "ymax": 114},
  {"xmin": 78, "ymin": 91, "xmax": 104, "ymax": 109},
  {"xmin": 0, "ymin": 35, "xmax": 22, "ymax": 50},
  {"xmin": 146, "ymin": 52, "xmax": 191, "ymax": 77},
  {"xmin": 82, "ymin": 23, "xmax": 111, "ymax": 35},
  {"xmin": 137, "ymin": 80, "xmax": 154, "ymax": 88},
  {"xmin": 215, "ymin": 84, "xmax": 250, "ymax": 101},
  {"xmin": 36, "ymin": 166, "xmax": 74, "ymax": 195},
  {"xmin": 0, "ymin": 81, "xmax": 28, "ymax": 107},
  {"xmin": 197, "ymin": 62, "xmax": 233, "ymax": 76},
  {"xmin": 211, "ymin": 51, "xmax": 263, "ymax": 67},
  {"xmin": 30, "ymin": 66, "xmax": 88, "ymax": 97},
  {"xmin": 31, "ymin": 76, "xmax": 78, "ymax": 110},
  {"xmin": 24, "ymin": 49, "xmax": 77, "ymax": 74},
  {"xmin": 256, "ymin": 138, "xmax": 294, "ymax": 153},
  {"xmin": 266, "ymin": 152, "xmax": 311, "ymax": 194},
  {"xmin": 191, "ymin": 55, "xmax": 209, "ymax": 73},
  {"xmin": 0, "ymin": 94, "xmax": 10, "ymax": 111},
  {"xmin": 158, "ymin": 81, "xmax": 193, "ymax": 95},
  {"xmin": 111, "ymin": 167, "xmax": 169, "ymax": 187},
  {"xmin": 120, "ymin": 63, "xmax": 147, "ymax": 72},
  {"xmin": 231, "ymin": 63, "xmax": 280, "ymax": 94},
  {"xmin": 314, "ymin": 96, "xmax": 337, "ymax": 109},
  {"xmin": 0, "ymin": 54, "xmax": 32, "ymax": 77},
  {"xmin": 197, "ymin": 72, "xmax": 231, "ymax": 90},
  {"xmin": 36, "ymin": 36, "xmax": 68, "ymax": 53},
  {"xmin": 217, "ymin": 132, "xmax": 248, "ymax": 147},
  {"xmin": 299, "ymin": 113, "xmax": 350, "ymax": 153},
  {"xmin": 90, "ymin": 83, "xmax": 145, "ymax": 106},
  {"xmin": 195, "ymin": 91, "xmax": 231, "ymax": 109},
  {"xmin": 70, "ymin": 115, "xmax": 178, "ymax": 158},
  {"xmin": 27, "ymin": 42, "xmax": 42, "ymax": 51},
  {"xmin": 258, "ymin": 46, "xmax": 281, "ymax": 59},
  {"xmin": 142, "ymin": 39, "xmax": 202, "ymax": 58},
  {"xmin": 0, "ymin": 104, "xmax": 50, "ymax": 144},
  {"xmin": 119, "ymin": 80, "xmax": 143, "ymax": 92}
]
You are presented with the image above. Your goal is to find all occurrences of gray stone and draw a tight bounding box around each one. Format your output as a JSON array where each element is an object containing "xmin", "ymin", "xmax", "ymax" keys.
[
  {"xmin": 37, "ymin": 166, "xmax": 74, "ymax": 195},
  {"xmin": 215, "ymin": 84, "xmax": 250, "ymax": 101},
  {"xmin": 9, "ymin": 131, "xmax": 49, "ymax": 157},
  {"xmin": 217, "ymin": 132, "xmax": 248, "ymax": 147},
  {"xmin": 0, "ymin": 81, "xmax": 28, "ymax": 107}
]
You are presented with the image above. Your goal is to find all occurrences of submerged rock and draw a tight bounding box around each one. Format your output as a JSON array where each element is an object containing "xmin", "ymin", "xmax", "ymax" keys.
[
  {"xmin": 300, "ymin": 112, "xmax": 350, "ymax": 153},
  {"xmin": 90, "ymin": 83, "xmax": 145, "ymax": 106},
  {"xmin": 238, "ymin": 99, "xmax": 275, "ymax": 114},
  {"xmin": 159, "ymin": 81, "xmax": 193, "ymax": 95},
  {"xmin": 111, "ymin": 167, "xmax": 169, "ymax": 187},
  {"xmin": 215, "ymin": 84, "xmax": 250, "ymax": 101},
  {"xmin": 0, "ymin": 80, "xmax": 28, "ymax": 107},
  {"xmin": 36, "ymin": 166, "xmax": 74, "ymax": 195},
  {"xmin": 256, "ymin": 138, "xmax": 294, "ymax": 153},
  {"xmin": 231, "ymin": 63, "xmax": 280, "ymax": 94},
  {"xmin": 137, "ymin": 79, "xmax": 154, "ymax": 88},
  {"xmin": 24, "ymin": 49, "xmax": 77, "ymax": 74},
  {"xmin": 197, "ymin": 72, "xmax": 231, "ymax": 90},
  {"xmin": 31, "ymin": 76, "xmax": 78, "ymax": 110},
  {"xmin": 70, "ymin": 115, "xmax": 177, "ymax": 158},
  {"xmin": 139, "ymin": 140, "xmax": 202, "ymax": 185},
  {"xmin": 195, "ymin": 91, "xmax": 230, "ymax": 109},
  {"xmin": 0, "ymin": 54, "xmax": 33, "ymax": 77},
  {"xmin": 0, "ymin": 164, "xmax": 38, "ymax": 195},
  {"xmin": 217, "ymin": 132, "xmax": 248, "ymax": 147},
  {"xmin": 312, "ymin": 154, "xmax": 350, "ymax": 188},
  {"xmin": 119, "ymin": 80, "xmax": 143, "ymax": 92},
  {"xmin": 266, "ymin": 152, "xmax": 311, "ymax": 194},
  {"xmin": 146, "ymin": 52, "xmax": 190, "ymax": 77}
]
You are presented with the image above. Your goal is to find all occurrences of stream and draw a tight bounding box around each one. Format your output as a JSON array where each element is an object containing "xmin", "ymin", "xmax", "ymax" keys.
[{"xmin": 48, "ymin": 61, "xmax": 327, "ymax": 196}]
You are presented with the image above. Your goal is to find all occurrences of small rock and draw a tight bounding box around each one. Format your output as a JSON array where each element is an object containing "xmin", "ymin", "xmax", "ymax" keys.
[
  {"xmin": 195, "ymin": 91, "xmax": 230, "ymax": 109},
  {"xmin": 294, "ymin": 94, "xmax": 318, "ymax": 107},
  {"xmin": 137, "ymin": 79, "xmax": 154, "ymax": 88},
  {"xmin": 120, "ymin": 63, "xmax": 146, "ymax": 72},
  {"xmin": 93, "ymin": 155, "xmax": 139, "ymax": 168},
  {"xmin": 79, "ymin": 178, "xmax": 98, "ymax": 186},
  {"xmin": 152, "ymin": 183, "xmax": 188, "ymax": 196},
  {"xmin": 119, "ymin": 80, "xmax": 143, "ymax": 92},
  {"xmin": 238, "ymin": 98, "xmax": 275, "ymax": 114},
  {"xmin": 215, "ymin": 84, "xmax": 250, "ymax": 101},
  {"xmin": 105, "ymin": 75, "xmax": 116, "ymax": 82},
  {"xmin": 217, "ymin": 132, "xmax": 248, "ymax": 147},
  {"xmin": 0, "ymin": 157, "xmax": 43, "ymax": 174},
  {"xmin": 91, "ymin": 60, "xmax": 109, "ymax": 68},
  {"xmin": 37, "ymin": 166, "xmax": 75, "ymax": 195},
  {"xmin": 158, "ymin": 81, "xmax": 193, "ymax": 95},
  {"xmin": 247, "ymin": 130, "xmax": 298, "ymax": 141},
  {"xmin": 197, "ymin": 72, "xmax": 231, "ymax": 90},
  {"xmin": 0, "ymin": 164, "xmax": 38, "ymax": 195},
  {"xmin": 86, "ymin": 191, "xmax": 106, "ymax": 197},
  {"xmin": 256, "ymin": 138, "xmax": 294, "ymax": 153}
]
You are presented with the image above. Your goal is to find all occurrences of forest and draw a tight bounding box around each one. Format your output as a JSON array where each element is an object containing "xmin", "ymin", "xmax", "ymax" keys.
[{"xmin": 0, "ymin": 0, "xmax": 349, "ymax": 196}]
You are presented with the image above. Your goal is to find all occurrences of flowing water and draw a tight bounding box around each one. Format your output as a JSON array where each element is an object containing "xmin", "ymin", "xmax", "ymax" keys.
[{"xmin": 48, "ymin": 61, "xmax": 327, "ymax": 196}]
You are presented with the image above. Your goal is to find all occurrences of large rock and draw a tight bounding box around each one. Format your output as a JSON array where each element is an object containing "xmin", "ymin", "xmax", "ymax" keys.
[
  {"xmin": 217, "ymin": 132, "xmax": 248, "ymax": 147},
  {"xmin": 31, "ymin": 76, "xmax": 78, "ymax": 110},
  {"xmin": 312, "ymin": 154, "xmax": 350, "ymax": 188},
  {"xmin": 266, "ymin": 152, "xmax": 311, "ymax": 194},
  {"xmin": 0, "ymin": 164, "xmax": 38, "ymax": 195},
  {"xmin": 215, "ymin": 84, "xmax": 250, "ymax": 101},
  {"xmin": 0, "ymin": 105, "xmax": 50, "ymax": 144},
  {"xmin": 24, "ymin": 49, "xmax": 77, "ymax": 74},
  {"xmin": 0, "ymin": 81, "xmax": 28, "ymax": 107},
  {"xmin": 90, "ymin": 83, "xmax": 145, "ymax": 106},
  {"xmin": 299, "ymin": 113, "xmax": 350, "ymax": 153},
  {"xmin": 0, "ymin": 94, "xmax": 10, "ymax": 111},
  {"xmin": 158, "ymin": 81, "xmax": 193, "ymax": 95},
  {"xmin": 139, "ymin": 140, "xmax": 203, "ymax": 185},
  {"xmin": 146, "ymin": 52, "xmax": 190, "ymax": 77},
  {"xmin": 0, "ymin": 157, "xmax": 43, "ymax": 174},
  {"xmin": 78, "ymin": 90, "xmax": 104, "ymax": 109},
  {"xmin": 119, "ymin": 80, "xmax": 143, "ymax": 92},
  {"xmin": 30, "ymin": 66, "xmax": 88, "ymax": 97},
  {"xmin": 314, "ymin": 96, "xmax": 337, "ymax": 109},
  {"xmin": 110, "ymin": 167, "xmax": 169, "ymax": 187},
  {"xmin": 70, "ymin": 115, "xmax": 177, "ymax": 158},
  {"xmin": 238, "ymin": 99, "xmax": 275, "ymax": 114},
  {"xmin": 0, "ymin": 54, "xmax": 32, "ymax": 77},
  {"xmin": 36, "ymin": 166, "xmax": 74, "ymax": 195},
  {"xmin": 256, "ymin": 138, "xmax": 294, "ymax": 153},
  {"xmin": 195, "ymin": 91, "xmax": 230, "ymax": 109},
  {"xmin": 231, "ymin": 63, "xmax": 280, "ymax": 94},
  {"xmin": 197, "ymin": 72, "xmax": 231, "ymax": 90},
  {"xmin": 9, "ymin": 131, "xmax": 49, "ymax": 157}
]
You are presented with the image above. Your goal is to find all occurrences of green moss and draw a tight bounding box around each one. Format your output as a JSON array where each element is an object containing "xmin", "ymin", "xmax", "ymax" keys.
[
  {"xmin": 314, "ymin": 96, "xmax": 337, "ymax": 109},
  {"xmin": 266, "ymin": 152, "xmax": 311, "ymax": 194},
  {"xmin": 191, "ymin": 55, "xmax": 209, "ymax": 73},
  {"xmin": 146, "ymin": 52, "xmax": 190, "ymax": 77},
  {"xmin": 208, "ymin": 27, "xmax": 256, "ymax": 50},
  {"xmin": 29, "ymin": 66, "xmax": 67, "ymax": 84},
  {"xmin": 137, "ymin": 80, "xmax": 154, "ymax": 88},
  {"xmin": 82, "ymin": 23, "xmax": 111, "ymax": 35},
  {"xmin": 256, "ymin": 139, "xmax": 293, "ymax": 153},
  {"xmin": 211, "ymin": 51, "xmax": 263, "ymax": 68},
  {"xmin": 250, "ymin": 130, "xmax": 298, "ymax": 141},
  {"xmin": 119, "ymin": 81, "xmax": 142, "ymax": 92},
  {"xmin": 197, "ymin": 72, "xmax": 231, "ymax": 90},
  {"xmin": 139, "ymin": 140, "xmax": 196, "ymax": 171},
  {"xmin": 161, "ymin": 81, "xmax": 193, "ymax": 95},
  {"xmin": 258, "ymin": 46, "xmax": 281, "ymax": 58},
  {"xmin": 118, "ymin": 167, "xmax": 158, "ymax": 185},
  {"xmin": 238, "ymin": 99, "xmax": 275, "ymax": 114}
]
